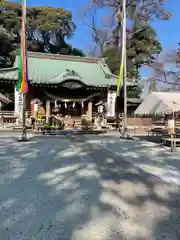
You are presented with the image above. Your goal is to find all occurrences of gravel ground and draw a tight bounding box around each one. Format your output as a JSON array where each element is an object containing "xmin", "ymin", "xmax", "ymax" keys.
[
  {"xmin": 0, "ymin": 134, "xmax": 180, "ymax": 240},
  {"xmin": 85, "ymin": 133, "xmax": 180, "ymax": 185}
]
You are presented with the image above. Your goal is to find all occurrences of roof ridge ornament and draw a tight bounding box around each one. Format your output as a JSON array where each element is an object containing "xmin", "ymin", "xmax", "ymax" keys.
[{"xmin": 63, "ymin": 69, "xmax": 82, "ymax": 79}]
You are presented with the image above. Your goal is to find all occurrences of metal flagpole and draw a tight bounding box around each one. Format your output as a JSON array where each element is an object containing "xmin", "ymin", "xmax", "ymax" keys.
[
  {"xmin": 21, "ymin": 0, "xmax": 27, "ymax": 141},
  {"xmin": 21, "ymin": 95, "xmax": 27, "ymax": 140},
  {"xmin": 122, "ymin": 0, "xmax": 127, "ymax": 137}
]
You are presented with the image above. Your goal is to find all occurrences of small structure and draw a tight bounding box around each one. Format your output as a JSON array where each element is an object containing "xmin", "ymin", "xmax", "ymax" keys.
[
  {"xmin": 127, "ymin": 98, "xmax": 142, "ymax": 115},
  {"xmin": 135, "ymin": 92, "xmax": 180, "ymax": 150},
  {"xmin": 135, "ymin": 92, "xmax": 180, "ymax": 116}
]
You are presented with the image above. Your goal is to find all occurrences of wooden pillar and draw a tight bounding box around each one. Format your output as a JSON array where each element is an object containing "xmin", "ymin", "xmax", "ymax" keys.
[
  {"xmin": 46, "ymin": 100, "xmax": 50, "ymax": 124},
  {"xmin": 0, "ymin": 101, "xmax": 3, "ymax": 125},
  {"xmin": 88, "ymin": 101, "xmax": 92, "ymax": 121},
  {"xmin": 81, "ymin": 102, "xmax": 84, "ymax": 116}
]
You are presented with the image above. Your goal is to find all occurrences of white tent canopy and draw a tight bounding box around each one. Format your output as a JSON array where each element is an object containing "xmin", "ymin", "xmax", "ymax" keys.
[{"xmin": 135, "ymin": 92, "xmax": 180, "ymax": 115}]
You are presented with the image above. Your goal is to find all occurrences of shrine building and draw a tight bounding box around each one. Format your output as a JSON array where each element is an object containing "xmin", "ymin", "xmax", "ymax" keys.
[{"xmin": 0, "ymin": 51, "xmax": 138, "ymax": 122}]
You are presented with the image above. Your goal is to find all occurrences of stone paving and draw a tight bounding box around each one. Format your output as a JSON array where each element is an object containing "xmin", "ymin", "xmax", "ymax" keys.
[
  {"xmin": 0, "ymin": 133, "xmax": 180, "ymax": 239},
  {"xmin": 86, "ymin": 133, "xmax": 180, "ymax": 185}
]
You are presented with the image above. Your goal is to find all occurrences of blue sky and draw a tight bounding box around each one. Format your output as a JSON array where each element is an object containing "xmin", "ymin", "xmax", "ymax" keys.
[
  {"xmin": 152, "ymin": 0, "xmax": 180, "ymax": 49},
  {"xmin": 27, "ymin": 0, "xmax": 180, "ymax": 53}
]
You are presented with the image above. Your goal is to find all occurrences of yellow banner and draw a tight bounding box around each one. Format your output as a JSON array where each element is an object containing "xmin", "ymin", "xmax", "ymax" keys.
[{"xmin": 116, "ymin": 61, "xmax": 123, "ymax": 96}]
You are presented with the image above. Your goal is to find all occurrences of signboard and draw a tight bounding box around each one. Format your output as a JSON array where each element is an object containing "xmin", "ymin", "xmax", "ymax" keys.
[
  {"xmin": 168, "ymin": 119, "xmax": 175, "ymax": 135},
  {"xmin": 98, "ymin": 105, "xmax": 104, "ymax": 113},
  {"xmin": 107, "ymin": 91, "xmax": 116, "ymax": 117},
  {"xmin": 14, "ymin": 88, "xmax": 23, "ymax": 119}
]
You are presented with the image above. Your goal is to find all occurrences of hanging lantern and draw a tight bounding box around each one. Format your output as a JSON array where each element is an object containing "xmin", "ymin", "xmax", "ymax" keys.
[
  {"xmin": 55, "ymin": 100, "xmax": 57, "ymax": 108},
  {"xmin": 54, "ymin": 100, "xmax": 58, "ymax": 112}
]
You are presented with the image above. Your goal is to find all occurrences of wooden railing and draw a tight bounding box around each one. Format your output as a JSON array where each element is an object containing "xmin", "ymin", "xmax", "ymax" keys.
[
  {"xmin": 175, "ymin": 120, "xmax": 180, "ymax": 128},
  {"xmin": 0, "ymin": 111, "xmax": 15, "ymax": 116}
]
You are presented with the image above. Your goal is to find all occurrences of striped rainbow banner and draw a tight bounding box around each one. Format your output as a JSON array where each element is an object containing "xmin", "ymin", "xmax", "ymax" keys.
[{"xmin": 16, "ymin": 0, "xmax": 28, "ymax": 93}]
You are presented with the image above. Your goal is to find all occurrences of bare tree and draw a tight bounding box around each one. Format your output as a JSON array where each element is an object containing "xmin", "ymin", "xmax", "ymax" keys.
[
  {"xmin": 79, "ymin": 5, "xmax": 111, "ymax": 56},
  {"xmin": 79, "ymin": 0, "xmax": 171, "ymax": 57},
  {"xmin": 165, "ymin": 43, "xmax": 180, "ymax": 78},
  {"xmin": 92, "ymin": 0, "xmax": 172, "ymax": 22},
  {"xmin": 147, "ymin": 45, "xmax": 180, "ymax": 91}
]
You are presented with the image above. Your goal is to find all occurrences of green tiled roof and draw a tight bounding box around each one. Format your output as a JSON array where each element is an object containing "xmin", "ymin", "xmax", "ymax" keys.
[{"xmin": 0, "ymin": 52, "xmax": 118, "ymax": 87}]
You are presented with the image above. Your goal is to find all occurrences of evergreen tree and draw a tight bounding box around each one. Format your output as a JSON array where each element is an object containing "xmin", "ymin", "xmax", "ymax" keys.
[
  {"xmin": 102, "ymin": 24, "xmax": 162, "ymax": 80},
  {"xmin": 0, "ymin": 2, "xmax": 86, "ymax": 67}
]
